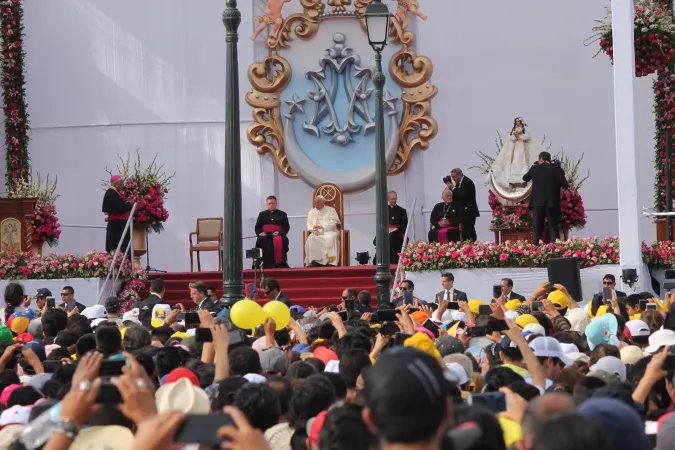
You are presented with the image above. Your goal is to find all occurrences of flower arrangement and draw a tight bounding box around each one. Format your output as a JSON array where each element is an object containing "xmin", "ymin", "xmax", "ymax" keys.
[
  {"xmin": 105, "ymin": 152, "xmax": 174, "ymax": 233},
  {"xmin": 7, "ymin": 174, "xmax": 61, "ymax": 246},
  {"xmin": 473, "ymin": 133, "xmax": 589, "ymax": 231},
  {"xmin": 642, "ymin": 240, "xmax": 675, "ymax": 266},
  {"xmin": 1, "ymin": 0, "xmax": 30, "ymax": 192},
  {"xmin": 591, "ymin": 0, "xmax": 675, "ymax": 77},
  {"xmin": 400, "ymin": 237, "xmax": 620, "ymax": 272},
  {"xmin": 0, "ymin": 250, "xmax": 132, "ymax": 280},
  {"xmin": 118, "ymin": 268, "xmax": 147, "ymax": 312}
]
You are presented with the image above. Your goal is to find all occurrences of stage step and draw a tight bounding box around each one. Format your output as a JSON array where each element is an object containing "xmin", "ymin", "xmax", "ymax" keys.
[{"xmin": 144, "ymin": 265, "xmax": 397, "ymax": 308}]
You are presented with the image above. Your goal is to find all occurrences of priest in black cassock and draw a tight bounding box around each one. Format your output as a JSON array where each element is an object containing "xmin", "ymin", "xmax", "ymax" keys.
[
  {"xmin": 428, "ymin": 189, "xmax": 464, "ymax": 243},
  {"xmin": 373, "ymin": 191, "xmax": 408, "ymax": 264},
  {"xmin": 102, "ymin": 175, "xmax": 133, "ymax": 253},
  {"xmin": 254, "ymin": 195, "xmax": 290, "ymax": 268}
]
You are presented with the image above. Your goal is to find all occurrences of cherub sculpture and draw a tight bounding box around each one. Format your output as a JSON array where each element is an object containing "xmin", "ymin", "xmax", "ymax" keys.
[
  {"xmin": 328, "ymin": 0, "xmax": 351, "ymax": 12},
  {"xmin": 251, "ymin": 0, "xmax": 292, "ymax": 41},
  {"xmin": 395, "ymin": 0, "xmax": 427, "ymax": 29}
]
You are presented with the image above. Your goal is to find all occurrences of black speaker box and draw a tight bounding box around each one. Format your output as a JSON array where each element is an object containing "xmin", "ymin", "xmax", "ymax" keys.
[{"xmin": 546, "ymin": 257, "xmax": 582, "ymax": 302}]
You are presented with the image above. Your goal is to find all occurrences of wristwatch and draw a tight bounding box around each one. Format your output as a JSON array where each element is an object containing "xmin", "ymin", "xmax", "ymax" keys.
[{"xmin": 54, "ymin": 419, "xmax": 80, "ymax": 440}]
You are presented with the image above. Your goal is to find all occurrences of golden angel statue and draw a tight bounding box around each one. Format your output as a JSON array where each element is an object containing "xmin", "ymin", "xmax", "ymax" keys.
[
  {"xmin": 395, "ymin": 0, "xmax": 427, "ymax": 29},
  {"xmin": 251, "ymin": 0, "xmax": 291, "ymax": 41},
  {"xmin": 328, "ymin": 0, "xmax": 351, "ymax": 12}
]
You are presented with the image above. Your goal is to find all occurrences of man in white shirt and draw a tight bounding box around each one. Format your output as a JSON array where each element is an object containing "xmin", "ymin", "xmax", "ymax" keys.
[{"xmin": 305, "ymin": 195, "xmax": 341, "ymax": 266}]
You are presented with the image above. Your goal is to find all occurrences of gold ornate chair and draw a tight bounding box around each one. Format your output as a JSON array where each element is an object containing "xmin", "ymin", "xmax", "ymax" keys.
[
  {"xmin": 303, "ymin": 183, "xmax": 350, "ymax": 267},
  {"xmin": 189, "ymin": 218, "xmax": 223, "ymax": 272}
]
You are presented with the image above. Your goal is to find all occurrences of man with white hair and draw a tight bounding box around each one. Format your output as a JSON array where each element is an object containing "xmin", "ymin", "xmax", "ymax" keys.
[{"xmin": 305, "ymin": 195, "xmax": 341, "ymax": 266}]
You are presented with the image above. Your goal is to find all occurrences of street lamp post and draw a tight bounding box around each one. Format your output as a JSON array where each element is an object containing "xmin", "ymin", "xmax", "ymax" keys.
[
  {"xmin": 221, "ymin": 0, "xmax": 245, "ymax": 307},
  {"xmin": 365, "ymin": 0, "xmax": 392, "ymax": 306}
]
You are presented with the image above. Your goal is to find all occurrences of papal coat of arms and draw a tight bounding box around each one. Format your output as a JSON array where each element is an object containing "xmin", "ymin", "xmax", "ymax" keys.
[{"xmin": 246, "ymin": 0, "xmax": 437, "ymax": 193}]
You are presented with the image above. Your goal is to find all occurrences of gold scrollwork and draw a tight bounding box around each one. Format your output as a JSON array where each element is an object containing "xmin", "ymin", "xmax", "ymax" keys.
[{"xmin": 246, "ymin": 0, "xmax": 438, "ymax": 179}]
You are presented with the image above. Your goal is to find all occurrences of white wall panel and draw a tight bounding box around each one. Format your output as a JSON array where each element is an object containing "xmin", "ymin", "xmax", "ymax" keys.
[{"xmin": 18, "ymin": 0, "xmax": 661, "ymax": 271}]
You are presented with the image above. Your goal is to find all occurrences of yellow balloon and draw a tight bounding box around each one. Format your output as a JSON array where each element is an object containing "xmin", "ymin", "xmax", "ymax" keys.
[
  {"xmin": 263, "ymin": 300, "xmax": 291, "ymax": 329},
  {"xmin": 230, "ymin": 299, "xmax": 265, "ymax": 330}
]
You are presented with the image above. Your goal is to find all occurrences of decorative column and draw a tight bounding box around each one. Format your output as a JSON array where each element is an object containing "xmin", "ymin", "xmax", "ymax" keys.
[
  {"xmin": 611, "ymin": 0, "xmax": 646, "ymax": 290},
  {"xmin": 221, "ymin": 0, "xmax": 245, "ymax": 306}
]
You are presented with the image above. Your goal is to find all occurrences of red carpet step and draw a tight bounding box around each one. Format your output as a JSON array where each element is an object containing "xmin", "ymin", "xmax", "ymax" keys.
[{"xmin": 146, "ymin": 265, "xmax": 397, "ymax": 309}]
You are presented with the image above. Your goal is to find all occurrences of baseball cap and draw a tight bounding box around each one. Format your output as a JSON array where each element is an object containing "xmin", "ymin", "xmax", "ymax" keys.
[
  {"xmin": 528, "ymin": 336, "xmax": 573, "ymax": 366},
  {"xmin": 645, "ymin": 329, "xmax": 675, "ymax": 354},
  {"xmin": 522, "ymin": 323, "xmax": 546, "ymax": 336},
  {"xmin": 586, "ymin": 370, "xmax": 622, "ymax": 386},
  {"xmin": 620, "ymin": 345, "xmax": 645, "ymax": 365},
  {"xmin": 261, "ymin": 347, "xmax": 289, "ymax": 374},
  {"xmin": 81, "ymin": 305, "xmax": 107, "ymax": 320},
  {"xmin": 504, "ymin": 299, "xmax": 521, "ymax": 311},
  {"xmin": 548, "ymin": 290, "xmax": 568, "ymax": 309},
  {"xmin": 290, "ymin": 305, "xmax": 305, "ymax": 315},
  {"xmin": 163, "ymin": 368, "xmax": 200, "ymax": 387},
  {"xmin": 626, "ymin": 319, "xmax": 650, "ymax": 337},
  {"xmin": 445, "ymin": 362, "xmax": 468, "ymax": 385},
  {"xmin": 363, "ymin": 347, "xmax": 452, "ymax": 442},
  {"xmin": 0, "ymin": 327, "xmax": 14, "ymax": 344},
  {"xmin": 435, "ymin": 336, "xmax": 465, "ymax": 357},
  {"xmin": 590, "ymin": 356, "xmax": 627, "ymax": 382},
  {"xmin": 35, "ymin": 288, "xmax": 52, "ymax": 298},
  {"xmin": 151, "ymin": 304, "xmax": 171, "ymax": 328},
  {"xmin": 467, "ymin": 300, "xmax": 483, "ymax": 315},
  {"xmin": 105, "ymin": 297, "xmax": 120, "ymax": 311},
  {"xmin": 122, "ymin": 309, "xmax": 142, "ymax": 325},
  {"xmin": 515, "ymin": 314, "xmax": 539, "ymax": 330}
]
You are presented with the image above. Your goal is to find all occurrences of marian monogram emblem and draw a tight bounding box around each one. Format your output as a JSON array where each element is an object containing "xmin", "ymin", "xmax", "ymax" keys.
[{"xmin": 246, "ymin": 0, "xmax": 438, "ymax": 193}]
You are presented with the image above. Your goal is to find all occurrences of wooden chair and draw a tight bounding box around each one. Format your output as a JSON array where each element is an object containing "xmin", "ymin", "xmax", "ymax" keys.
[
  {"xmin": 303, "ymin": 183, "xmax": 350, "ymax": 267},
  {"xmin": 189, "ymin": 218, "xmax": 223, "ymax": 272}
]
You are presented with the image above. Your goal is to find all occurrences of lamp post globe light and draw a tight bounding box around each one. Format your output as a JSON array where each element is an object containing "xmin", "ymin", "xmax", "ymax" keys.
[
  {"xmin": 221, "ymin": 0, "xmax": 245, "ymax": 308},
  {"xmin": 364, "ymin": 0, "xmax": 392, "ymax": 306}
]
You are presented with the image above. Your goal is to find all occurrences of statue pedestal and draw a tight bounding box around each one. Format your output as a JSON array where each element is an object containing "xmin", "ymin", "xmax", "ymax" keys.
[{"xmin": 493, "ymin": 227, "xmax": 568, "ymax": 245}]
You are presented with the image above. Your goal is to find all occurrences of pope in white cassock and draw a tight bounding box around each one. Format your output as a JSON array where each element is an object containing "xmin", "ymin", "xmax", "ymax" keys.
[{"xmin": 305, "ymin": 195, "xmax": 341, "ymax": 266}]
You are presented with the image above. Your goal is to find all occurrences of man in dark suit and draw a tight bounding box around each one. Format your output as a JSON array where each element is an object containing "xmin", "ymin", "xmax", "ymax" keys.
[
  {"xmin": 600, "ymin": 274, "xmax": 627, "ymax": 298},
  {"xmin": 254, "ymin": 195, "xmax": 291, "ymax": 268},
  {"xmin": 59, "ymin": 286, "xmax": 87, "ymax": 314},
  {"xmin": 522, "ymin": 152, "xmax": 569, "ymax": 244},
  {"xmin": 448, "ymin": 168, "xmax": 479, "ymax": 242},
  {"xmin": 435, "ymin": 272, "xmax": 468, "ymax": 304},
  {"xmin": 132, "ymin": 278, "xmax": 166, "ymax": 326},
  {"xmin": 498, "ymin": 278, "xmax": 526, "ymax": 302},
  {"xmin": 261, "ymin": 277, "xmax": 292, "ymax": 307},
  {"xmin": 190, "ymin": 281, "xmax": 218, "ymax": 312}
]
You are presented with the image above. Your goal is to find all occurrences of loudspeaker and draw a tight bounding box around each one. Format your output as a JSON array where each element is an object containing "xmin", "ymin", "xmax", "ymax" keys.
[{"xmin": 546, "ymin": 257, "xmax": 582, "ymax": 302}]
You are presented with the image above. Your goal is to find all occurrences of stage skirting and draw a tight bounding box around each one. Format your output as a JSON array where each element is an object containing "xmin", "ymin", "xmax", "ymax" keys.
[
  {"xmin": 404, "ymin": 265, "xmax": 621, "ymax": 303},
  {"xmin": 0, "ymin": 278, "xmax": 122, "ymax": 308}
]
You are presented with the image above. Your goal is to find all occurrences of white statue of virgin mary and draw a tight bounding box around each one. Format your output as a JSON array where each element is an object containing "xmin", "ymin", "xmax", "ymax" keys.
[{"xmin": 487, "ymin": 117, "xmax": 544, "ymax": 204}]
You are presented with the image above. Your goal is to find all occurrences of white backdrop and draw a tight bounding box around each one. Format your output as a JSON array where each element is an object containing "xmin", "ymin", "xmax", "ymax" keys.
[{"xmin": 15, "ymin": 0, "xmax": 658, "ymax": 271}]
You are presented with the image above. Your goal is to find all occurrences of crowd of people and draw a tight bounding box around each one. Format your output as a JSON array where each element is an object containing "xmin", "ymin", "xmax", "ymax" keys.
[{"xmin": 0, "ymin": 273, "xmax": 673, "ymax": 449}]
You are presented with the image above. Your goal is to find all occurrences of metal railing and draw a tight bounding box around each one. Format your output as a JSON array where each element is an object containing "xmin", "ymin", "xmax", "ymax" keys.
[
  {"xmin": 390, "ymin": 198, "xmax": 417, "ymax": 298},
  {"xmin": 97, "ymin": 203, "xmax": 137, "ymax": 302}
]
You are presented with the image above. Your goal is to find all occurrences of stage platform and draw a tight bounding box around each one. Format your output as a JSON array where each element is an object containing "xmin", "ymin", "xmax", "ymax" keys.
[{"xmin": 147, "ymin": 265, "xmax": 397, "ymax": 308}]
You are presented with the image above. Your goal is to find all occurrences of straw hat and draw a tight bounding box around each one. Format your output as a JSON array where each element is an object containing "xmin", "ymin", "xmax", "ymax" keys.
[
  {"xmin": 155, "ymin": 377, "xmax": 210, "ymax": 414},
  {"xmin": 70, "ymin": 425, "xmax": 134, "ymax": 450}
]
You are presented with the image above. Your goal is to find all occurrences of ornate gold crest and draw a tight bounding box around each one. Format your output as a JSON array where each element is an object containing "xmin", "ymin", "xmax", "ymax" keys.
[{"xmin": 246, "ymin": 0, "xmax": 438, "ymax": 181}]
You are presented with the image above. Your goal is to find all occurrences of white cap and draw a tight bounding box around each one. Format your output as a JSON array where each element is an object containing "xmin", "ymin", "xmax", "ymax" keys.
[
  {"xmin": 244, "ymin": 373, "xmax": 267, "ymax": 384},
  {"xmin": 590, "ymin": 356, "xmax": 626, "ymax": 382},
  {"xmin": 567, "ymin": 352, "xmax": 590, "ymax": 363},
  {"xmin": 645, "ymin": 329, "xmax": 675, "ymax": 354},
  {"xmin": 559, "ymin": 343, "xmax": 580, "ymax": 355},
  {"xmin": 523, "ymin": 323, "xmax": 545, "ymax": 336},
  {"xmin": 626, "ymin": 320, "xmax": 650, "ymax": 338},
  {"xmin": 504, "ymin": 311, "xmax": 520, "ymax": 321},
  {"xmin": 445, "ymin": 362, "xmax": 469, "ymax": 385},
  {"xmin": 122, "ymin": 309, "xmax": 142, "ymax": 325},
  {"xmin": 81, "ymin": 305, "xmax": 107, "ymax": 320},
  {"xmin": 528, "ymin": 336, "xmax": 573, "ymax": 366}
]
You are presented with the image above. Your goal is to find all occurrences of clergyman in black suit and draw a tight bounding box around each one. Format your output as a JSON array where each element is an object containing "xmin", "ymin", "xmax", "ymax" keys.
[
  {"xmin": 434, "ymin": 272, "xmax": 468, "ymax": 304},
  {"xmin": 131, "ymin": 278, "xmax": 166, "ymax": 326},
  {"xmin": 522, "ymin": 151, "xmax": 569, "ymax": 244},
  {"xmin": 448, "ymin": 168, "xmax": 480, "ymax": 242}
]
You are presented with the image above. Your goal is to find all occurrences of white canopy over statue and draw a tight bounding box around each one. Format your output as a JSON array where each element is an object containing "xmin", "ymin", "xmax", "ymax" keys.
[{"xmin": 487, "ymin": 117, "xmax": 544, "ymax": 204}]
